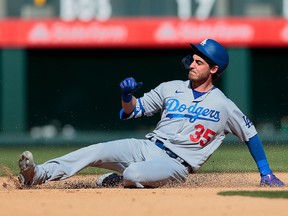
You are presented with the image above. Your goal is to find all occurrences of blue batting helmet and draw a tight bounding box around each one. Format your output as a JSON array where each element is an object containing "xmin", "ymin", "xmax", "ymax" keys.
[{"xmin": 182, "ymin": 39, "xmax": 229, "ymax": 75}]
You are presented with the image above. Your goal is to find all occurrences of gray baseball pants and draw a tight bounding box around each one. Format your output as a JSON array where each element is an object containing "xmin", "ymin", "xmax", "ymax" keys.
[{"xmin": 32, "ymin": 138, "xmax": 189, "ymax": 188}]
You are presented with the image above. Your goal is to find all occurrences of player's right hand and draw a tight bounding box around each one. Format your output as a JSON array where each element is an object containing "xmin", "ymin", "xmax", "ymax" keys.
[
  {"xmin": 120, "ymin": 77, "xmax": 143, "ymax": 96},
  {"xmin": 260, "ymin": 173, "xmax": 285, "ymax": 187}
]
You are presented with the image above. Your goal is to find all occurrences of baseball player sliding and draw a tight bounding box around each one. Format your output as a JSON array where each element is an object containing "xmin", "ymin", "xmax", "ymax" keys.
[{"xmin": 19, "ymin": 39, "xmax": 284, "ymax": 188}]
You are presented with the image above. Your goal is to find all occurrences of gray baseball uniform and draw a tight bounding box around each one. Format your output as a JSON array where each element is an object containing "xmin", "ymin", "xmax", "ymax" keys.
[{"xmin": 32, "ymin": 80, "xmax": 257, "ymax": 187}]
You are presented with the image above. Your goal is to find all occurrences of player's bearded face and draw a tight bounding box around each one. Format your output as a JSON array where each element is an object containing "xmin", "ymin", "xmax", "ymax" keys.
[{"xmin": 188, "ymin": 54, "xmax": 212, "ymax": 82}]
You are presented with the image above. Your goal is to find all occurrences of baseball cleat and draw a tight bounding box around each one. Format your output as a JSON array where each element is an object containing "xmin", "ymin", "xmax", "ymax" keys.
[
  {"xmin": 18, "ymin": 151, "xmax": 36, "ymax": 187},
  {"xmin": 96, "ymin": 172, "xmax": 123, "ymax": 188},
  {"xmin": 260, "ymin": 174, "xmax": 285, "ymax": 187}
]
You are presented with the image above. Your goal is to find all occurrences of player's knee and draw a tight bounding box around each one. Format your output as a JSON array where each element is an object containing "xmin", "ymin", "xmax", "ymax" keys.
[{"xmin": 123, "ymin": 165, "xmax": 144, "ymax": 188}]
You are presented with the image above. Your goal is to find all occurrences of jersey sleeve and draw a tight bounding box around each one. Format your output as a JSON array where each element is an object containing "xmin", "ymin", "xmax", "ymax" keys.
[
  {"xmin": 225, "ymin": 100, "xmax": 257, "ymax": 141},
  {"xmin": 120, "ymin": 83, "xmax": 166, "ymax": 120}
]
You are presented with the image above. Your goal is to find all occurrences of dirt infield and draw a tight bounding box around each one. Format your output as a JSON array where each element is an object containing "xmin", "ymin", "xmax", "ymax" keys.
[{"xmin": 0, "ymin": 172, "xmax": 287, "ymax": 216}]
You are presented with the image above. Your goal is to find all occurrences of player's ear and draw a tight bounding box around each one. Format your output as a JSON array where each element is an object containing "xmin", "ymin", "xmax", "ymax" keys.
[{"xmin": 210, "ymin": 65, "xmax": 219, "ymax": 74}]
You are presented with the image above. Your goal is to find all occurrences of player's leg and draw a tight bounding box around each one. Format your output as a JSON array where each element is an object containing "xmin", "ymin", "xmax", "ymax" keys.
[
  {"xmin": 96, "ymin": 140, "xmax": 190, "ymax": 188},
  {"xmin": 96, "ymin": 141, "xmax": 190, "ymax": 188},
  {"xmin": 122, "ymin": 158, "xmax": 189, "ymax": 188},
  {"xmin": 18, "ymin": 138, "xmax": 148, "ymax": 186}
]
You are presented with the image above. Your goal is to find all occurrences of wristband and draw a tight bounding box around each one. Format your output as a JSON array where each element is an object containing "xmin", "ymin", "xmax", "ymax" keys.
[
  {"xmin": 121, "ymin": 94, "xmax": 132, "ymax": 103},
  {"xmin": 257, "ymin": 159, "xmax": 272, "ymax": 175}
]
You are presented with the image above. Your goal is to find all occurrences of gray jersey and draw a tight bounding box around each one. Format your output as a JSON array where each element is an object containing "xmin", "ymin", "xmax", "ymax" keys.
[{"xmin": 124, "ymin": 80, "xmax": 257, "ymax": 171}]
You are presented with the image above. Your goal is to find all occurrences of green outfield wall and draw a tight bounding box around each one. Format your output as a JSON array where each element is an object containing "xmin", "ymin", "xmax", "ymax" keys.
[{"xmin": 0, "ymin": 48, "xmax": 288, "ymax": 145}]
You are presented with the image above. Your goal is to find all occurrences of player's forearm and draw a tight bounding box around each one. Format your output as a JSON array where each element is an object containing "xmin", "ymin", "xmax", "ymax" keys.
[
  {"xmin": 122, "ymin": 96, "xmax": 137, "ymax": 114},
  {"xmin": 246, "ymin": 134, "xmax": 272, "ymax": 175}
]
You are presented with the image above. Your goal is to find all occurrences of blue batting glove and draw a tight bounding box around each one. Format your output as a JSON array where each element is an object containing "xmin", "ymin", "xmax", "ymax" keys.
[
  {"xmin": 119, "ymin": 77, "xmax": 143, "ymax": 102},
  {"xmin": 260, "ymin": 173, "xmax": 285, "ymax": 187}
]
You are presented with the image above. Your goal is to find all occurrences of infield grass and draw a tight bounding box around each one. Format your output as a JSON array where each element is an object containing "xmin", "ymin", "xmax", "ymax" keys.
[
  {"xmin": 0, "ymin": 143, "xmax": 287, "ymax": 176},
  {"xmin": 218, "ymin": 191, "xmax": 288, "ymax": 199}
]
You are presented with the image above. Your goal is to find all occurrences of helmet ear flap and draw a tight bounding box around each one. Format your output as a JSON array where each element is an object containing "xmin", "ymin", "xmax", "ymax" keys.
[{"xmin": 181, "ymin": 55, "xmax": 191, "ymax": 70}]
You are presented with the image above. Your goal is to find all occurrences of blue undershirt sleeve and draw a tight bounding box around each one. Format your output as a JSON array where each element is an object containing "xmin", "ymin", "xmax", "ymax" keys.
[
  {"xmin": 119, "ymin": 108, "xmax": 133, "ymax": 120},
  {"xmin": 245, "ymin": 134, "xmax": 272, "ymax": 175}
]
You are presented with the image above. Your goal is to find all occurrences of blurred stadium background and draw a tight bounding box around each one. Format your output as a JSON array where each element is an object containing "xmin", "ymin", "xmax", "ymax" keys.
[{"xmin": 0, "ymin": 0, "xmax": 288, "ymax": 146}]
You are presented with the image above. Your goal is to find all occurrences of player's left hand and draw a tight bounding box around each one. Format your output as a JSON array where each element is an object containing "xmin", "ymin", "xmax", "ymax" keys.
[{"xmin": 260, "ymin": 173, "xmax": 285, "ymax": 187}]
